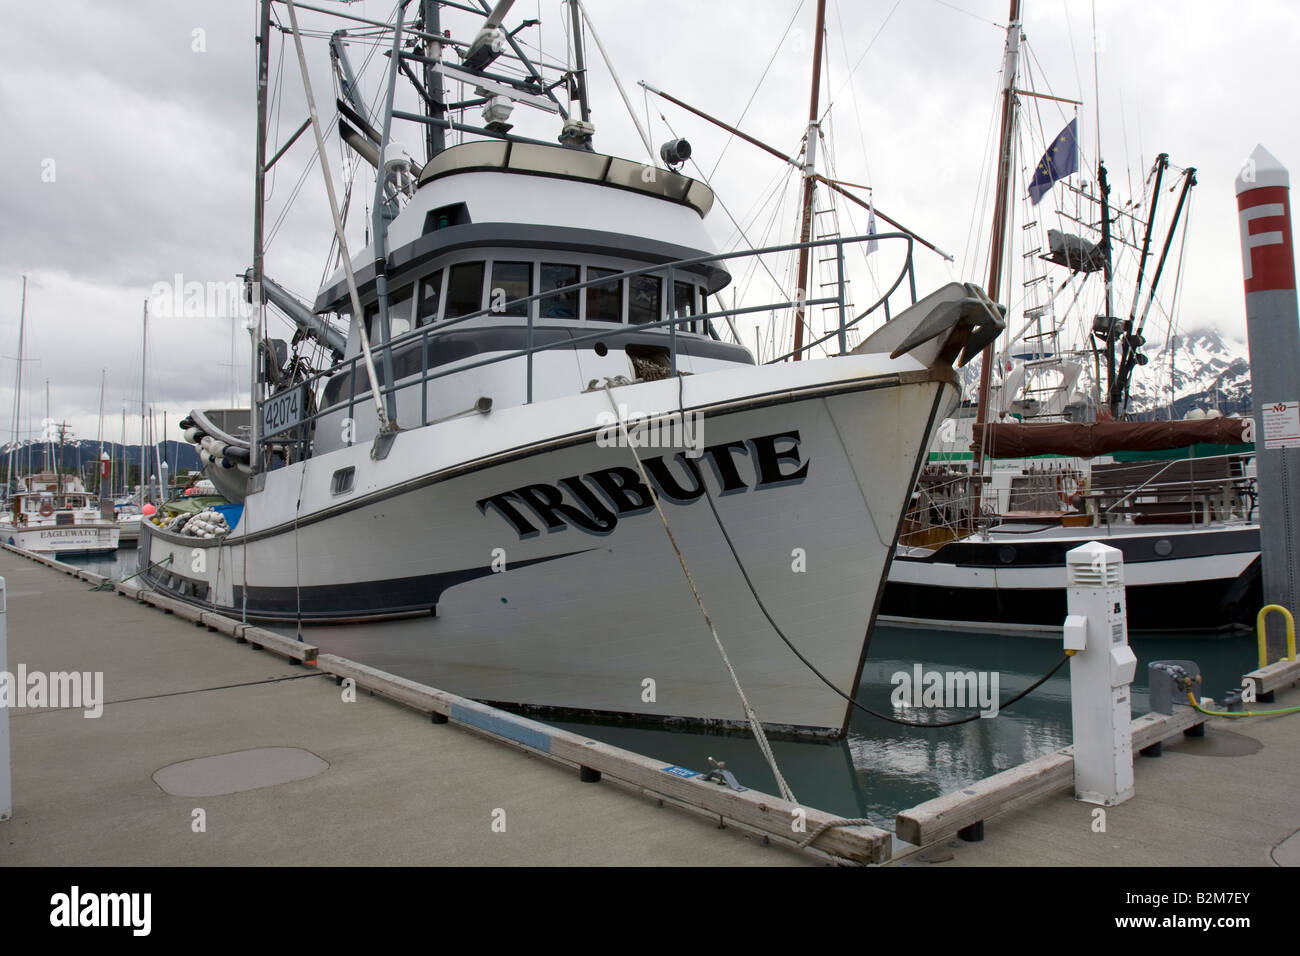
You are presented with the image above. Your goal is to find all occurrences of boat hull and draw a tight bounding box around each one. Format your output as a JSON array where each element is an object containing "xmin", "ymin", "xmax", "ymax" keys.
[
  {"xmin": 141, "ymin": 357, "xmax": 954, "ymax": 735},
  {"xmin": 4, "ymin": 523, "xmax": 120, "ymax": 556},
  {"xmin": 882, "ymin": 524, "xmax": 1261, "ymax": 633}
]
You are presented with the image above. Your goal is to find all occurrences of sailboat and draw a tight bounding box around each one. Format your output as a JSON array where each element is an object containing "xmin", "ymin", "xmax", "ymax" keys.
[
  {"xmin": 1, "ymin": 278, "xmax": 119, "ymax": 556},
  {"xmin": 138, "ymin": 0, "xmax": 1002, "ymax": 737},
  {"xmin": 879, "ymin": 0, "xmax": 1260, "ymax": 633}
]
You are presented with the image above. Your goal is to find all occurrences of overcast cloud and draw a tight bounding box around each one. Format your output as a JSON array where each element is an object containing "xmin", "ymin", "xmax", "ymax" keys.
[{"xmin": 1, "ymin": 0, "xmax": 1296, "ymax": 448}]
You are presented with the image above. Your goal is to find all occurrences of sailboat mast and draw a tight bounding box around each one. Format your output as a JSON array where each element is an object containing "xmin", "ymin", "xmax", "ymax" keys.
[
  {"xmin": 970, "ymin": 0, "xmax": 1022, "ymax": 516},
  {"xmin": 7, "ymin": 276, "xmax": 26, "ymax": 491},
  {"xmin": 790, "ymin": 0, "xmax": 827, "ymax": 362},
  {"xmin": 96, "ymin": 369, "xmax": 106, "ymax": 494},
  {"xmin": 140, "ymin": 299, "xmax": 147, "ymax": 506}
]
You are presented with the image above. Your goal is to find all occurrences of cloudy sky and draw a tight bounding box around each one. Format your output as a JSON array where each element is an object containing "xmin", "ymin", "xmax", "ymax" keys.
[{"xmin": 1, "ymin": 0, "xmax": 1296, "ymax": 451}]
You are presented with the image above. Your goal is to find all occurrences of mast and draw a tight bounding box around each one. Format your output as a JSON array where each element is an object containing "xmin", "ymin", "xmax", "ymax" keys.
[
  {"xmin": 562, "ymin": 0, "xmax": 593, "ymax": 149},
  {"xmin": 140, "ymin": 299, "xmax": 147, "ymax": 506},
  {"xmin": 96, "ymin": 369, "xmax": 106, "ymax": 495},
  {"xmin": 1098, "ymin": 161, "xmax": 1116, "ymax": 410},
  {"xmin": 1115, "ymin": 165, "xmax": 1196, "ymax": 415},
  {"xmin": 1108, "ymin": 153, "xmax": 1167, "ymax": 415},
  {"xmin": 250, "ymin": 0, "xmax": 271, "ymax": 471},
  {"xmin": 790, "ymin": 0, "xmax": 827, "ymax": 362},
  {"xmin": 421, "ymin": 0, "xmax": 446, "ymax": 160},
  {"xmin": 969, "ymin": 0, "xmax": 1022, "ymax": 518},
  {"xmin": 7, "ymin": 276, "xmax": 25, "ymax": 492},
  {"xmin": 369, "ymin": 3, "xmax": 409, "ymax": 428}
]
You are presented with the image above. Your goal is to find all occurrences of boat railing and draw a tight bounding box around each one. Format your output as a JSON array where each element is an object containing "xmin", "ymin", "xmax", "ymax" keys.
[
  {"xmin": 900, "ymin": 450, "xmax": 1258, "ymax": 544},
  {"xmin": 1094, "ymin": 451, "xmax": 1257, "ymax": 524},
  {"xmin": 258, "ymin": 232, "xmax": 917, "ymax": 460}
]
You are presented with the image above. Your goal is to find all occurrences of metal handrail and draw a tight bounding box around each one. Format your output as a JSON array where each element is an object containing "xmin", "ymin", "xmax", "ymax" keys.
[
  {"xmin": 260, "ymin": 232, "xmax": 917, "ymax": 456},
  {"xmin": 1099, "ymin": 451, "xmax": 1255, "ymax": 522}
]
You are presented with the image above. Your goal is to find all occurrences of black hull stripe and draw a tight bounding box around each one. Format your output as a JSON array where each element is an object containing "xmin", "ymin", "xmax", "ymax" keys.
[
  {"xmin": 147, "ymin": 549, "xmax": 592, "ymax": 623},
  {"xmin": 881, "ymin": 560, "xmax": 1262, "ymax": 632},
  {"xmin": 896, "ymin": 526, "xmax": 1260, "ymax": 568}
]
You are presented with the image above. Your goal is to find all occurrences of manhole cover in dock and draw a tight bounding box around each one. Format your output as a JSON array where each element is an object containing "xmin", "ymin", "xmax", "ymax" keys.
[{"xmin": 153, "ymin": 747, "xmax": 328, "ymax": 797}]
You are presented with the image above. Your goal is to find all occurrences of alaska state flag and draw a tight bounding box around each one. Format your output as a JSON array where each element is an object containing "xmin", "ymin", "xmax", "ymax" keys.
[{"xmin": 1028, "ymin": 118, "xmax": 1079, "ymax": 205}]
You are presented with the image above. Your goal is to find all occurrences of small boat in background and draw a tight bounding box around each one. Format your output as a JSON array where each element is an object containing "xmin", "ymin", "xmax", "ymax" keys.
[
  {"xmin": 2, "ymin": 472, "xmax": 119, "ymax": 556},
  {"xmin": 114, "ymin": 500, "xmax": 143, "ymax": 545}
]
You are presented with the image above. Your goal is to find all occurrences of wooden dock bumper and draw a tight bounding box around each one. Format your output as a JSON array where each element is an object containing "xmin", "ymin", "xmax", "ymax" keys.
[
  {"xmin": 1243, "ymin": 659, "xmax": 1300, "ymax": 698},
  {"xmin": 317, "ymin": 654, "xmax": 892, "ymax": 864}
]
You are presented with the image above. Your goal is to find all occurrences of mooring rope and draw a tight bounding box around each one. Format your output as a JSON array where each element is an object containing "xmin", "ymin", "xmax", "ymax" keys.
[{"xmin": 602, "ymin": 385, "xmax": 797, "ymax": 805}]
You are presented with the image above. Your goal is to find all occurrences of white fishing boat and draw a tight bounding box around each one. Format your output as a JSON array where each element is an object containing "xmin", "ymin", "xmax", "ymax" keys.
[
  {"xmin": 1, "ymin": 279, "xmax": 120, "ymax": 556},
  {"xmin": 2, "ymin": 472, "xmax": 119, "ymax": 556},
  {"xmin": 140, "ymin": 0, "xmax": 1003, "ymax": 736}
]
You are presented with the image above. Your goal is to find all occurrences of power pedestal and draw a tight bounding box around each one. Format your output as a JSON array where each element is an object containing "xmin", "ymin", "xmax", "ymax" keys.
[{"xmin": 1064, "ymin": 542, "xmax": 1138, "ymax": 806}]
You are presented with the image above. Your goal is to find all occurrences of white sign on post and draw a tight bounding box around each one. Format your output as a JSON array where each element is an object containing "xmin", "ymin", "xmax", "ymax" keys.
[{"xmin": 1262, "ymin": 401, "xmax": 1300, "ymax": 450}]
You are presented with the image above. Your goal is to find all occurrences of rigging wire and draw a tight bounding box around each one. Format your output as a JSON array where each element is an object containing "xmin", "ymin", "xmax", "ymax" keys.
[
  {"xmin": 605, "ymin": 383, "xmax": 797, "ymax": 805},
  {"xmin": 677, "ymin": 375, "xmax": 1072, "ymax": 728},
  {"xmin": 929, "ymin": 0, "xmax": 1005, "ymax": 29},
  {"xmin": 817, "ymin": 0, "xmax": 904, "ymax": 125},
  {"xmin": 706, "ymin": 0, "xmax": 806, "ymax": 183}
]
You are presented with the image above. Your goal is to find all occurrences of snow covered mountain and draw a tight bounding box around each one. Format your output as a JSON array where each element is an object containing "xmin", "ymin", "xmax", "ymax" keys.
[
  {"xmin": 961, "ymin": 325, "xmax": 1253, "ymax": 419},
  {"xmin": 1117, "ymin": 327, "xmax": 1252, "ymax": 418}
]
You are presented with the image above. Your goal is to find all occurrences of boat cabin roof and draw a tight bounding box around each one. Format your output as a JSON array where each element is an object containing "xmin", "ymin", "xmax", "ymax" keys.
[{"xmin": 417, "ymin": 141, "xmax": 715, "ymax": 218}]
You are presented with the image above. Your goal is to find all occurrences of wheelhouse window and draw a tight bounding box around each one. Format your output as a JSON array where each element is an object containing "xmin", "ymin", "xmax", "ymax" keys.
[
  {"xmin": 490, "ymin": 261, "xmax": 532, "ymax": 317},
  {"xmin": 445, "ymin": 261, "xmax": 486, "ymax": 318},
  {"xmin": 416, "ymin": 270, "xmax": 443, "ymax": 327},
  {"xmin": 673, "ymin": 281, "xmax": 696, "ymax": 334},
  {"xmin": 540, "ymin": 264, "xmax": 579, "ymax": 318},
  {"xmin": 586, "ymin": 267, "xmax": 623, "ymax": 323},
  {"xmin": 628, "ymin": 275, "xmax": 662, "ymax": 326},
  {"xmin": 389, "ymin": 284, "xmax": 414, "ymax": 338}
]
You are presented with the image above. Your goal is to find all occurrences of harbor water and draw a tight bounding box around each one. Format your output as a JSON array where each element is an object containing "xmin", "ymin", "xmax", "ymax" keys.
[{"xmin": 62, "ymin": 549, "xmax": 1259, "ymax": 829}]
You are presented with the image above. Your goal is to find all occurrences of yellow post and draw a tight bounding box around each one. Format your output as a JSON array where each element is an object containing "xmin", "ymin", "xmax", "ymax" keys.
[{"xmin": 1257, "ymin": 604, "xmax": 1297, "ymax": 668}]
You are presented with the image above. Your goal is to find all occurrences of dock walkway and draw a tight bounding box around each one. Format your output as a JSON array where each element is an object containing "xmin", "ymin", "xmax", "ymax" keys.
[
  {"xmin": 891, "ymin": 687, "xmax": 1300, "ymax": 867},
  {"xmin": 0, "ymin": 551, "xmax": 813, "ymax": 866}
]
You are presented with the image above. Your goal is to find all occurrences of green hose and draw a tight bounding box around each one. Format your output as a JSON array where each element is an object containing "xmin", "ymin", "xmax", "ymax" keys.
[{"xmin": 1186, "ymin": 691, "xmax": 1300, "ymax": 718}]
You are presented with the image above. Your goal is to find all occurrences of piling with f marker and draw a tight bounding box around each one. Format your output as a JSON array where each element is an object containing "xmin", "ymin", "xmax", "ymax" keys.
[{"xmin": 1236, "ymin": 145, "xmax": 1300, "ymax": 660}]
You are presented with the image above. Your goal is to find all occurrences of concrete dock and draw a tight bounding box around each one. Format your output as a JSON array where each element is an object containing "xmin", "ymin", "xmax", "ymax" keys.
[
  {"xmin": 4, "ymin": 545, "xmax": 1298, "ymax": 869},
  {"xmin": 890, "ymin": 693, "xmax": 1300, "ymax": 867},
  {"xmin": 0, "ymin": 551, "xmax": 815, "ymax": 866}
]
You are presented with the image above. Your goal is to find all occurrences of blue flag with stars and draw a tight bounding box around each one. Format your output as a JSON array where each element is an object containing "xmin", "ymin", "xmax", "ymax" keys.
[{"xmin": 1028, "ymin": 118, "xmax": 1079, "ymax": 205}]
